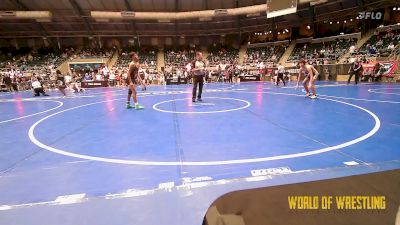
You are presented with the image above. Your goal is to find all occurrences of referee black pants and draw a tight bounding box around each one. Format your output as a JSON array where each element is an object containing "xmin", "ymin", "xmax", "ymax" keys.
[
  {"xmin": 192, "ymin": 75, "xmax": 204, "ymax": 100},
  {"xmin": 347, "ymin": 71, "xmax": 359, "ymax": 84},
  {"xmin": 276, "ymin": 73, "xmax": 286, "ymax": 86},
  {"xmin": 33, "ymin": 87, "xmax": 46, "ymax": 96}
]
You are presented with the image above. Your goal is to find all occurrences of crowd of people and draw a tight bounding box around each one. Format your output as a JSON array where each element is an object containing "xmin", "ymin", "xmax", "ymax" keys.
[
  {"xmin": 347, "ymin": 28, "xmax": 400, "ymax": 61},
  {"xmin": 244, "ymin": 44, "xmax": 288, "ymax": 66},
  {"xmin": 289, "ymin": 38, "xmax": 357, "ymax": 63},
  {"xmin": 77, "ymin": 47, "xmax": 114, "ymax": 59},
  {"xmin": 1, "ymin": 28, "xmax": 399, "ymax": 95}
]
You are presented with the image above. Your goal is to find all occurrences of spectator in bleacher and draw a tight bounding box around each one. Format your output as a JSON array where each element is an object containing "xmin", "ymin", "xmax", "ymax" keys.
[
  {"xmin": 368, "ymin": 45, "xmax": 377, "ymax": 55},
  {"xmin": 95, "ymin": 72, "xmax": 103, "ymax": 81},
  {"xmin": 349, "ymin": 44, "xmax": 356, "ymax": 54},
  {"xmin": 387, "ymin": 43, "xmax": 395, "ymax": 51},
  {"xmin": 84, "ymin": 73, "xmax": 91, "ymax": 81}
]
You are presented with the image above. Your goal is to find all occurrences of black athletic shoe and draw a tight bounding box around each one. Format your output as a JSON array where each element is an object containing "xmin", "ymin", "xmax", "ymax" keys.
[
  {"xmin": 192, "ymin": 98, "xmax": 196, "ymax": 102},
  {"xmin": 197, "ymin": 98, "xmax": 202, "ymax": 102}
]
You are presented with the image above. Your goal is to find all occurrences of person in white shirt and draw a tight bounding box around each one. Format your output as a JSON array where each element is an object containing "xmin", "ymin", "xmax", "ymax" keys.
[
  {"xmin": 95, "ymin": 73, "xmax": 103, "ymax": 81},
  {"xmin": 387, "ymin": 43, "xmax": 395, "ymax": 51},
  {"xmin": 32, "ymin": 78, "xmax": 49, "ymax": 96},
  {"xmin": 271, "ymin": 54, "xmax": 277, "ymax": 62},
  {"xmin": 102, "ymin": 66, "xmax": 109, "ymax": 76},
  {"xmin": 349, "ymin": 45, "xmax": 356, "ymax": 54},
  {"xmin": 218, "ymin": 61, "xmax": 227, "ymax": 82},
  {"xmin": 276, "ymin": 63, "xmax": 286, "ymax": 86},
  {"xmin": 64, "ymin": 74, "xmax": 72, "ymax": 84},
  {"xmin": 8, "ymin": 69, "xmax": 15, "ymax": 80},
  {"xmin": 109, "ymin": 71, "xmax": 116, "ymax": 86},
  {"xmin": 185, "ymin": 62, "xmax": 192, "ymax": 73}
]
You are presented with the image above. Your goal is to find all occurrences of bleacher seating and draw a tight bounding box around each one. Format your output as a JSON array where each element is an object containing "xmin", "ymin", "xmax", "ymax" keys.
[
  {"xmin": 244, "ymin": 45, "xmax": 287, "ymax": 65},
  {"xmin": 288, "ymin": 38, "xmax": 356, "ymax": 62},
  {"xmin": 164, "ymin": 47, "xmax": 197, "ymax": 67},
  {"xmin": 207, "ymin": 45, "xmax": 239, "ymax": 65},
  {"xmin": 354, "ymin": 29, "xmax": 400, "ymax": 57},
  {"xmin": 114, "ymin": 47, "xmax": 157, "ymax": 69},
  {"xmin": 78, "ymin": 47, "xmax": 113, "ymax": 59}
]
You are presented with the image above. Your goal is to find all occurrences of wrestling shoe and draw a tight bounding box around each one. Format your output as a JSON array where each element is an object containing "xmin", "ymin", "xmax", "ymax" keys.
[
  {"xmin": 310, "ymin": 94, "xmax": 317, "ymax": 99},
  {"xmin": 135, "ymin": 104, "xmax": 145, "ymax": 110},
  {"xmin": 126, "ymin": 104, "xmax": 134, "ymax": 109},
  {"xmin": 305, "ymin": 92, "xmax": 311, "ymax": 98}
]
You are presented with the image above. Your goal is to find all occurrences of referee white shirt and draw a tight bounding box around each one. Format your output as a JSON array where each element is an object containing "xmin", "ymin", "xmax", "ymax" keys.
[
  {"xmin": 32, "ymin": 81, "xmax": 42, "ymax": 89},
  {"xmin": 277, "ymin": 65, "xmax": 285, "ymax": 74}
]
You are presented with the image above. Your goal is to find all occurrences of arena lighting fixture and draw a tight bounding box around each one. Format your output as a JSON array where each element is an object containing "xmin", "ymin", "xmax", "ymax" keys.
[
  {"xmin": 306, "ymin": 25, "xmax": 311, "ymax": 29},
  {"xmin": 393, "ymin": 7, "xmax": 397, "ymax": 10},
  {"xmin": 267, "ymin": 7, "xmax": 297, "ymax": 18},
  {"xmin": 91, "ymin": 4, "xmax": 268, "ymax": 20},
  {"xmin": 344, "ymin": 20, "xmax": 347, "ymax": 23},
  {"xmin": 350, "ymin": 18, "xmax": 353, "ymax": 21},
  {"xmin": 340, "ymin": 32, "xmax": 344, "ymax": 35},
  {"xmin": 337, "ymin": 21, "xmax": 339, "ymax": 24},
  {"xmin": 278, "ymin": 32, "xmax": 281, "ymax": 34},
  {"xmin": 285, "ymin": 28, "xmax": 289, "ymax": 32},
  {"xmin": 398, "ymin": 7, "xmax": 400, "ymax": 10},
  {"xmin": 0, "ymin": 11, "xmax": 52, "ymax": 19},
  {"xmin": 330, "ymin": 21, "xmax": 332, "ymax": 24}
]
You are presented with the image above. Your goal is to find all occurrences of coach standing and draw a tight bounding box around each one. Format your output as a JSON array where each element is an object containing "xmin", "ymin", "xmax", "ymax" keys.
[
  {"xmin": 347, "ymin": 59, "xmax": 362, "ymax": 85},
  {"xmin": 191, "ymin": 52, "xmax": 207, "ymax": 102}
]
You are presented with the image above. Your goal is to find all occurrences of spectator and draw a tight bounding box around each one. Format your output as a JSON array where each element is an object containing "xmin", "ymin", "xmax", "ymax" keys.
[{"xmin": 388, "ymin": 43, "xmax": 395, "ymax": 51}]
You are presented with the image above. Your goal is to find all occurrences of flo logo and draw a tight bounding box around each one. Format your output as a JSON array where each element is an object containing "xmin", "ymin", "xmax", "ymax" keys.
[{"xmin": 358, "ymin": 11, "xmax": 383, "ymax": 20}]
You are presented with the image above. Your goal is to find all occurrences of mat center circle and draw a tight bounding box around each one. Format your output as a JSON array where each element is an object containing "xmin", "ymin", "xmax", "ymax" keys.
[{"xmin": 152, "ymin": 97, "xmax": 251, "ymax": 114}]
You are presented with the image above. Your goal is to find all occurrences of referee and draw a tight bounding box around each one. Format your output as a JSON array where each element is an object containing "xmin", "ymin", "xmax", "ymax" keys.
[
  {"xmin": 191, "ymin": 52, "xmax": 207, "ymax": 102},
  {"xmin": 276, "ymin": 63, "xmax": 286, "ymax": 86}
]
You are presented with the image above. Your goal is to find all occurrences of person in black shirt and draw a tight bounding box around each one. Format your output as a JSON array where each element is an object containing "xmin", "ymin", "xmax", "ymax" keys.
[
  {"xmin": 191, "ymin": 52, "xmax": 207, "ymax": 102},
  {"xmin": 3, "ymin": 75, "xmax": 13, "ymax": 92},
  {"xmin": 56, "ymin": 70, "xmax": 67, "ymax": 96},
  {"xmin": 347, "ymin": 60, "xmax": 362, "ymax": 85}
]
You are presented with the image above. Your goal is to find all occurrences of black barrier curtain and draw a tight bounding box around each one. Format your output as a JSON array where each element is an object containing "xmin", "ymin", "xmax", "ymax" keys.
[{"xmin": 314, "ymin": 64, "xmax": 352, "ymax": 81}]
